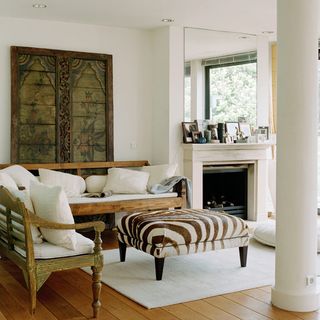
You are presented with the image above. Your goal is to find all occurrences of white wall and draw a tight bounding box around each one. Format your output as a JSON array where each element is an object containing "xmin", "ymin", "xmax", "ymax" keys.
[
  {"xmin": 151, "ymin": 26, "xmax": 184, "ymax": 170},
  {"xmin": 168, "ymin": 26, "xmax": 184, "ymax": 174},
  {"xmin": 0, "ymin": 17, "xmax": 153, "ymax": 162},
  {"xmin": 151, "ymin": 27, "xmax": 170, "ymax": 164}
]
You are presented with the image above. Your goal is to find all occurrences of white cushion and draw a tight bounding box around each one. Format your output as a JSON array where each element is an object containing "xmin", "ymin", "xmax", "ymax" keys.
[
  {"xmin": 85, "ymin": 175, "xmax": 108, "ymax": 193},
  {"xmin": 103, "ymin": 168, "xmax": 149, "ymax": 194},
  {"xmin": 253, "ymin": 219, "xmax": 320, "ymax": 253},
  {"xmin": 39, "ymin": 168, "xmax": 86, "ymax": 198},
  {"xmin": 68, "ymin": 192, "xmax": 178, "ymax": 204},
  {"xmin": 253, "ymin": 220, "xmax": 276, "ymax": 247},
  {"xmin": 141, "ymin": 164, "xmax": 177, "ymax": 189},
  {"xmin": 30, "ymin": 181, "xmax": 77, "ymax": 250},
  {"xmin": 0, "ymin": 172, "xmax": 18, "ymax": 190},
  {"xmin": 15, "ymin": 232, "xmax": 94, "ymax": 259},
  {"xmin": 7, "ymin": 188, "xmax": 43, "ymax": 244},
  {"xmin": 1, "ymin": 165, "xmax": 37, "ymax": 190}
]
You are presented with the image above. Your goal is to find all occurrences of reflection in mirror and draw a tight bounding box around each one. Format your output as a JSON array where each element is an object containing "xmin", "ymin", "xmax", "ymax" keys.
[{"xmin": 184, "ymin": 28, "xmax": 257, "ymax": 126}]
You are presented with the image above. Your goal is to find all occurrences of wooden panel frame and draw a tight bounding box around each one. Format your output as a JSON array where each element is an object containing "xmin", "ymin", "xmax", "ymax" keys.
[{"xmin": 11, "ymin": 46, "xmax": 114, "ymax": 163}]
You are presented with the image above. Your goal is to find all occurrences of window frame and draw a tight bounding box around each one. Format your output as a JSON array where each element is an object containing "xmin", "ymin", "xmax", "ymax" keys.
[{"xmin": 204, "ymin": 57, "xmax": 257, "ymax": 121}]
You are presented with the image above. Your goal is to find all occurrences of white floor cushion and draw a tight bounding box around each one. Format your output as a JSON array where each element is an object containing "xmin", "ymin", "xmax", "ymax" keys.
[
  {"xmin": 15, "ymin": 232, "xmax": 94, "ymax": 259},
  {"xmin": 253, "ymin": 219, "xmax": 320, "ymax": 252},
  {"xmin": 253, "ymin": 220, "xmax": 276, "ymax": 247}
]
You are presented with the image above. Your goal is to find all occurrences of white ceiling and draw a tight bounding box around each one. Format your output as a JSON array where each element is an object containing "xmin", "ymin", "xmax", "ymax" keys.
[
  {"xmin": 0, "ymin": 0, "xmax": 276, "ymax": 35},
  {"xmin": 185, "ymin": 28, "xmax": 258, "ymax": 61}
]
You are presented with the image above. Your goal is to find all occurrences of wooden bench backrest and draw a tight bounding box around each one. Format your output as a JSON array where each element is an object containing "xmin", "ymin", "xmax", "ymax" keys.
[
  {"xmin": 0, "ymin": 186, "xmax": 34, "ymax": 266},
  {"xmin": 0, "ymin": 161, "xmax": 150, "ymax": 177}
]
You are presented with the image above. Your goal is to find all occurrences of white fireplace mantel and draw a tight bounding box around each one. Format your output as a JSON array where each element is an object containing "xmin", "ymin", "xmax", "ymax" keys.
[{"xmin": 183, "ymin": 143, "xmax": 273, "ymax": 221}]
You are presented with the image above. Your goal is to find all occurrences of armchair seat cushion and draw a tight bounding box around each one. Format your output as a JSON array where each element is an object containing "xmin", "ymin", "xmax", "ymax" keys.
[{"xmin": 15, "ymin": 232, "xmax": 94, "ymax": 259}]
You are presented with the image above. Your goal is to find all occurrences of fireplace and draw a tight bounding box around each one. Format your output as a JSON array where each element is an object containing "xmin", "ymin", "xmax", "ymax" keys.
[
  {"xmin": 183, "ymin": 143, "xmax": 273, "ymax": 221},
  {"xmin": 203, "ymin": 165, "xmax": 248, "ymax": 219}
]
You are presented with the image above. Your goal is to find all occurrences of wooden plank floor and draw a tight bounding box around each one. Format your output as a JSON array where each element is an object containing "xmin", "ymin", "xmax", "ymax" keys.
[{"xmin": 0, "ymin": 230, "xmax": 319, "ymax": 320}]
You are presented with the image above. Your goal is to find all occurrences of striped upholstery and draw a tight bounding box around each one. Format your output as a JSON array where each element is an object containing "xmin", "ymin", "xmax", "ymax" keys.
[{"xmin": 117, "ymin": 209, "xmax": 249, "ymax": 258}]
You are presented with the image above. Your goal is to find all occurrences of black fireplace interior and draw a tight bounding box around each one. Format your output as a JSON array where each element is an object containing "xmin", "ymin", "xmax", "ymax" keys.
[{"xmin": 203, "ymin": 165, "xmax": 248, "ymax": 219}]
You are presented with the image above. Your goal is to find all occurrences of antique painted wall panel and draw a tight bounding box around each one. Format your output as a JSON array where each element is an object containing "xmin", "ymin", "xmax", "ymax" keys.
[
  {"xmin": 71, "ymin": 58, "xmax": 107, "ymax": 162},
  {"xmin": 11, "ymin": 46, "xmax": 113, "ymax": 163}
]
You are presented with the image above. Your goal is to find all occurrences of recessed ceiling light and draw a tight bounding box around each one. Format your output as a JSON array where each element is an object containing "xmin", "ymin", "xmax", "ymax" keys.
[
  {"xmin": 262, "ymin": 31, "xmax": 274, "ymax": 34},
  {"xmin": 161, "ymin": 18, "xmax": 174, "ymax": 23},
  {"xmin": 239, "ymin": 36, "xmax": 248, "ymax": 39},
  {"xmin": 32, "ymin": 3, "xmax": 47, "ymax": 8}
]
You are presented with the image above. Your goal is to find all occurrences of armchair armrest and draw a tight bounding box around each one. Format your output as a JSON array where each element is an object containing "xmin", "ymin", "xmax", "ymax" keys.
[
  {"xmin": 29, "ymin": 212, "xmax": 105, "ymax": 255},
  {"xmin": 29, "ymin": 212, "xmax": 105, "ymax": 232}
]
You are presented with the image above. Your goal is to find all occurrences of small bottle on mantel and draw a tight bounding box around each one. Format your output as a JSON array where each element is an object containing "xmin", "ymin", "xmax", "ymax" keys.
[{"xmin": 217, "ymin": 123, "xmax": 225, "ymax": 143}]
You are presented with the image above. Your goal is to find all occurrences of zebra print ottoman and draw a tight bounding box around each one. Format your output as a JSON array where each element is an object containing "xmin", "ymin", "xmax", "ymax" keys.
[{"xmin": 117, "ymin": 209, "xmax": 249, "ymax": 280}]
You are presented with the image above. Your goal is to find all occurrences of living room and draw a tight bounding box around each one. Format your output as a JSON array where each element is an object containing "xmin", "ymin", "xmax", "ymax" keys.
[{"xmin": 0, "ymin": 0, "xmax": 319, "ymax": 319}]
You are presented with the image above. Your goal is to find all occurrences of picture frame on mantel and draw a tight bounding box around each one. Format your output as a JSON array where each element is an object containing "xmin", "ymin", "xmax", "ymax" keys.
[
  {"xmin": 182, "ymin": 121, "xmax": 198, "ymax": 143},
  {"xmin": 225, "ymin": 122, "xmax": 239, "ymax": 138},
  {"xmin": 239, "ymin": 122, "xmax": 251, "ymax": 137},
  {"xmin": 11, "ymin": 46, "xmax": 114, "ymax": 164}
]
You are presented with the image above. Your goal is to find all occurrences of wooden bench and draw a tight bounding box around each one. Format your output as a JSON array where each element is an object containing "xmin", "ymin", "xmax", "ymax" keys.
[{"xmin": 0, "ymin": 161, "xmax": 187, "ymax": 217}]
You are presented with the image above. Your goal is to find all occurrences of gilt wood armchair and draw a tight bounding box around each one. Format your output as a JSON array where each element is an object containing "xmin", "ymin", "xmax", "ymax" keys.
[{"xmin": 0, "ymin": 186, "xmax": 105, "ymax": 318}]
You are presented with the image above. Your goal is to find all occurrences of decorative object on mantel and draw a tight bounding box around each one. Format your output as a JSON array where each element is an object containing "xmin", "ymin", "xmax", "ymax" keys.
[
  {"xmin": 195, "ymin": 119, "xmax": 209, "ymax": 133},
  {"xmin": 181, "ymin": 121, "xmax": 198, "ymax": 143},
  {"xmin": 191, "ymin": 131, "xmax": 202, "ymax": 143},
  {"xmin": 258, "ymin": 126, "xmax": 269, "ymax": 141},
  {"xmin": 11, "ymin": 46, "xmax": 113, "ymax": 163},
  {"xmin": 217, "ymin": 122, "xmax": 225, "ymax": 143},
  {"xmin": 225, "ymin": 122, "xmax": 239, "ymax": 141},
  {"xmin": 207, "ymin": 124, "xmax": 219, "ymax": 143},
  {"xmin": 182, "ymin": 119, "xmax": 268, "ymax": 145},
  {"xmin": 239, "ymin": 122, "xmax": 252, "ymax": 138}
]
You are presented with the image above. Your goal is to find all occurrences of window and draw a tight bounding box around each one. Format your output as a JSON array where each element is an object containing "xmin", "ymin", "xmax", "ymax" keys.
[{"xmin": 204, "ymin": 52, "xmax": 257, "ymax": 126}]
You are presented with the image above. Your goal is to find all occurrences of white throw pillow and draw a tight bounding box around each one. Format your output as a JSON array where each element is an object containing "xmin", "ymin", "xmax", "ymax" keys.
[
  {"xmin": 30, "ymin": 181, "xmax": 77, "ymax": 250},
  {"xmin": 141, "ymin": 164, "xmax": 177, "ymax": 188},
  {"xmin": 103, "ymin": 168, "xmax": 149, "ymax": 194},
  {"xmin": 85, "ymin": 175, "xmax": 108, "ymax": 193},
  {"xmin": 0, "ymin": 172, "xmax": 19, "ymax": 190},
  {"xmin": 39, "ymin": 168, "xmax": 86, "ymax": 198},
  {"xmin": 1, "ymin": 165, "xmax": 37, "ymax": 190},
  {"xmin": 6, "ymin": 188, "xmax": 43, "ymax": 244}
]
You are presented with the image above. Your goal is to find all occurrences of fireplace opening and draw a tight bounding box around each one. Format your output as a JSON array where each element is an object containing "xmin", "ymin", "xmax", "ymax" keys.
[{"xmin": 203, "ymin": 165, "xmax": 248, "ymax": 219}]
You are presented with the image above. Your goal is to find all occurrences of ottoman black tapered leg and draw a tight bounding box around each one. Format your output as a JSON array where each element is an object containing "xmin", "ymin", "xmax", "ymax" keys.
[
  {"xmin": 118, "ymin": 240, "xmax": 127, "ymax": 262},
  {"xmin": 239, "ymin": 246, "xmax": 248, "ymax": 267},
  {"xmin": 155, "ymin": 257, "xmax": 165, "ymax": 280}
]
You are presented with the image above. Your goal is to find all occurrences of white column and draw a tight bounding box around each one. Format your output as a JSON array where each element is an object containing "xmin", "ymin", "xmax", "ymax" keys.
[{"xmin": 271, "ymin": 0, "xmax": 319, "ymax": 312}]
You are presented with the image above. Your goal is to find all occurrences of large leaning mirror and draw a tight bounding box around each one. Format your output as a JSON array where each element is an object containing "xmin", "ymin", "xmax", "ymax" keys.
[{"xmin": 184, "ymin": 28, "xmax": 258, "ymax": 126}]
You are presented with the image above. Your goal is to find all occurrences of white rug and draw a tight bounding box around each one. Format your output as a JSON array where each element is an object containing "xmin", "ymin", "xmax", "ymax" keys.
[{"xmin": 83, "ymin": 239, "xmax": 279, "ymax": 309}]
